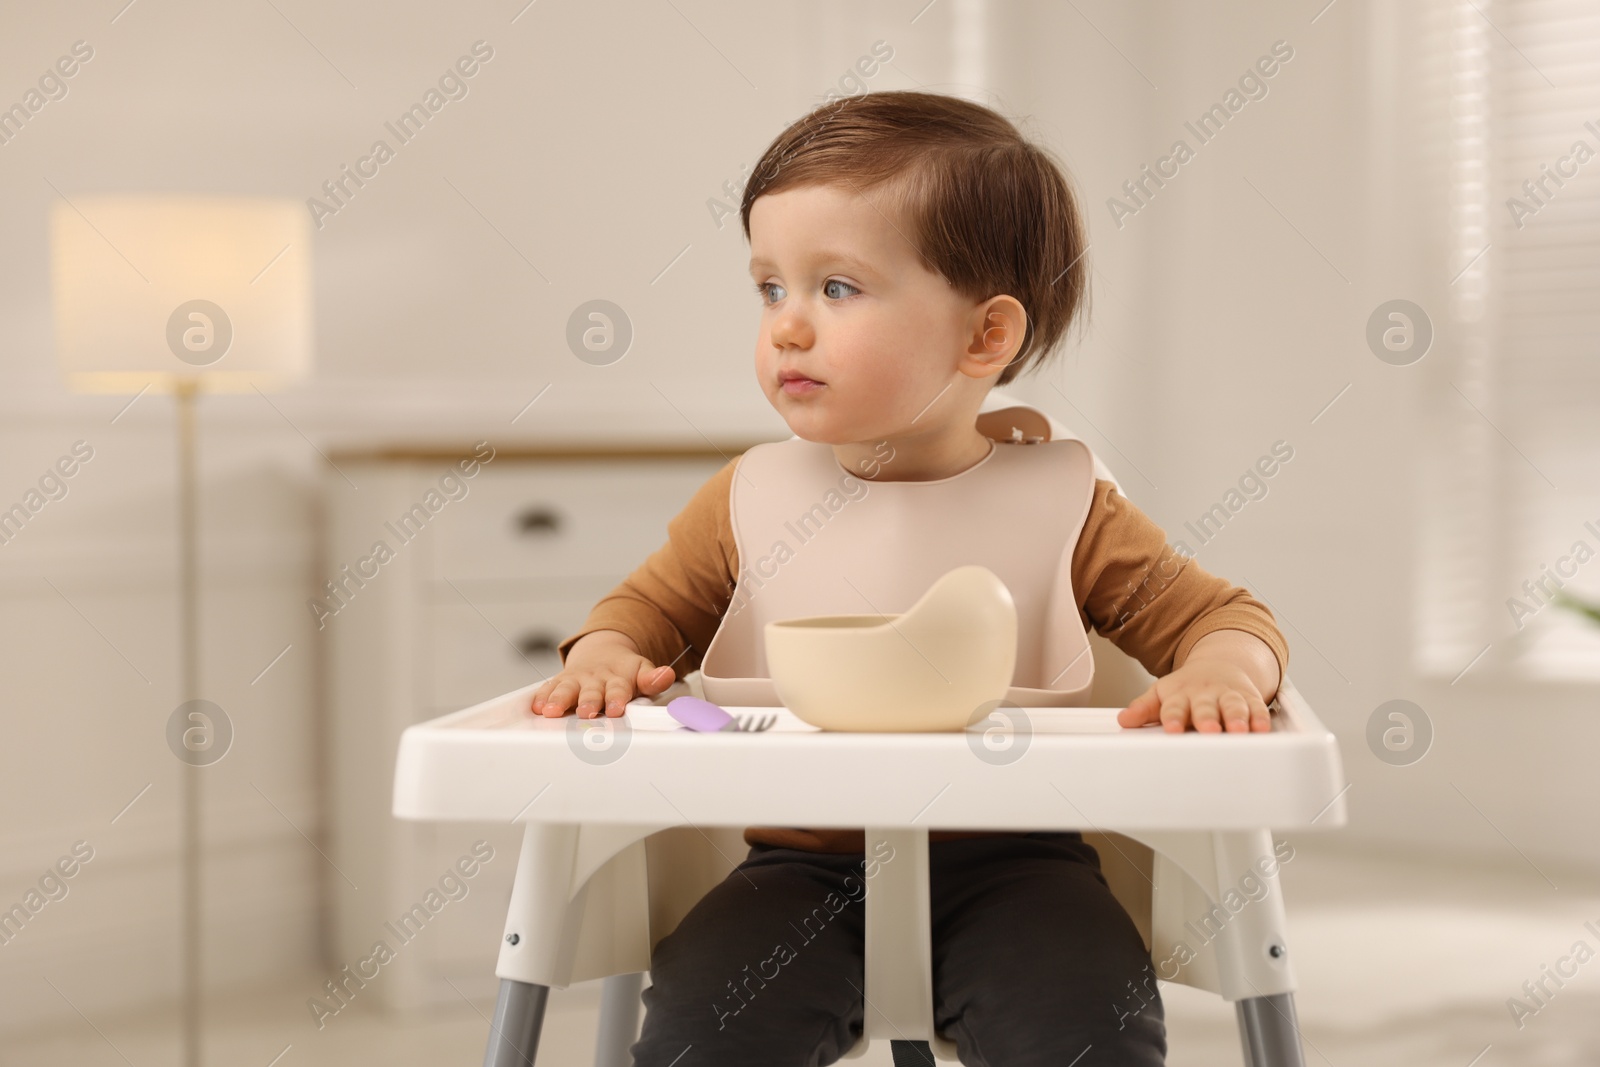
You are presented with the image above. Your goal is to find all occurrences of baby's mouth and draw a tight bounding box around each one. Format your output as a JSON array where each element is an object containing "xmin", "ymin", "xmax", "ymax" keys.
[{"xmin": 780, "ymin": 375, "xmax": 824, "ymax": 396}]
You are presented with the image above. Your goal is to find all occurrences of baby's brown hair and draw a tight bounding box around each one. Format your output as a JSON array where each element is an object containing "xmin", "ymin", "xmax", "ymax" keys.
[{"xmin": 739, "ymin": 90, "xmax": 1090, "ymax": 386}]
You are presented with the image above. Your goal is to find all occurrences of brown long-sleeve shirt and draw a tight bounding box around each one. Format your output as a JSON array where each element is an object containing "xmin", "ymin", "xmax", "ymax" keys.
[{"xmin": 558, "ymin": 453, "xmax": 1289, "ymax": 854}]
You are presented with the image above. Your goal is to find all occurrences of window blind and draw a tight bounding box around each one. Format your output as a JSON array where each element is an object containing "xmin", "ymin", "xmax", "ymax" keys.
[{"xmin": 1417, "ymin": 0, "xmax": 1600, "ymax": 682}]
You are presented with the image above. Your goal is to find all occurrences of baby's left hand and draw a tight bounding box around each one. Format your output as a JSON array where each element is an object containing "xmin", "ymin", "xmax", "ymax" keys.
[{"xmin": 1117, "ymin": 659, "xmax": 1273, "ymax": 734}]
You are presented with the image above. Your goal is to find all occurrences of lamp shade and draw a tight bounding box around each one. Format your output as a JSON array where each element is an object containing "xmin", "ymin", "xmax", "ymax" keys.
[{"xmin": 51, "ymin": 194, "xmax": 313, "ymax": 393}]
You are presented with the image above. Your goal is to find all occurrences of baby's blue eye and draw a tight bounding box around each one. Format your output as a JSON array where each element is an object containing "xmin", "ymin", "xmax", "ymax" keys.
[{"xmin": 752, "ymin": 279, "xmax": 858, "ymax": 304}]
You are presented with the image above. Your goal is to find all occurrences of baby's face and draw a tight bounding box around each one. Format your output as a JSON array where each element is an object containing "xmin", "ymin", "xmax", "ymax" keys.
[{"xmin": 748, "ymin": 183, "xmax": 980, "ymax": 445}]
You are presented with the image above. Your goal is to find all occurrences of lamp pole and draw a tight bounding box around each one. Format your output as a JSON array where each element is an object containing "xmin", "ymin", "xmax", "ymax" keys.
[
  {"xmin": 49, "ymin": 197, "xmax": 312, "ymax": 1067},
  {"xmin": 176, "ymin": 377, "xmax": 202, "ymax": 1067}
]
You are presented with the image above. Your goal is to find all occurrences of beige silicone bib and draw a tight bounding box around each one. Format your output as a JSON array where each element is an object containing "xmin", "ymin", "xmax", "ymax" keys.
[{"xmin": 698, "ymin": 402, "xmax": 1102, "ymax": 726}]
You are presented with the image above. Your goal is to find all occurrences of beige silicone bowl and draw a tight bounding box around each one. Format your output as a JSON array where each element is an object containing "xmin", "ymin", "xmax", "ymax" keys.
[{"xmin": 763, "ymin": 565, "xmax": 1018, "ymax": 732}]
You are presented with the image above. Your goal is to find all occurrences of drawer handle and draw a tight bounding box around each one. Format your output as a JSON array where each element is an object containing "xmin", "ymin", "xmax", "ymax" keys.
[
  {"xmin": 515, "ymin": 506, "xmax": 563, "ymax": 535},
  {"xmin": 515, "ymin": 633, "xmax": 559, "ymax": 658}
]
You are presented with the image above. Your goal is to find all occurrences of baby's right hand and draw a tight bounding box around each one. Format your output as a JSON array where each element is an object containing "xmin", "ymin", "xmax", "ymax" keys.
[{"xmin": 531, "ymin": 631, "xmax": 677, "ymax": 719}]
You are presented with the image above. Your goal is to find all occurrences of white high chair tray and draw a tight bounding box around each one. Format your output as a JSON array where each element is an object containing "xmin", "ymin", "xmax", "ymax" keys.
[{"xmin": 393, "ymin": 679, "xmax": 1347, "ymax": 832}]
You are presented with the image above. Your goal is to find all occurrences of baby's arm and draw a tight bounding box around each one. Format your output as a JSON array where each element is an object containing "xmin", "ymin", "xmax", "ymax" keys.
[
  {"xmin": 533, "ymin": 457, "xmax": 741, "ymax": 718},
  {"xmin": 1073, "ymin": 479, "xmax": 1289, "ymax": 733}
]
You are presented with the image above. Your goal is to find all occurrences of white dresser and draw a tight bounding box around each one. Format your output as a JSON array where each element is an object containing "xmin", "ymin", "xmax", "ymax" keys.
[{"xmin": 323, "ymin": 446, "xmax": 734, "ymax": 1013}]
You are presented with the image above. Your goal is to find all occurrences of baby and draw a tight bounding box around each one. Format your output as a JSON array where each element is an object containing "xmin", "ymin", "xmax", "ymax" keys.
[{"xmin": 532, "ymin": 90, "xmax": 1287, "ymax": 1066}]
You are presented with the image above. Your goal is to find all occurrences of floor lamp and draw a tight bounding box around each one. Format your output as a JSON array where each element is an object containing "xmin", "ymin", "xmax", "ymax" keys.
[{"xmin": 50, "ymin": 196, "xmax": 313, "ymax": 1067}]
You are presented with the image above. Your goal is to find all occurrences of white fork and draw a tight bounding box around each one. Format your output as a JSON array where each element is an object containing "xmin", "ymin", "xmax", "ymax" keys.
[{"xmin": 726, "ymin": 713, "xmax": 777, "ymax": 733}]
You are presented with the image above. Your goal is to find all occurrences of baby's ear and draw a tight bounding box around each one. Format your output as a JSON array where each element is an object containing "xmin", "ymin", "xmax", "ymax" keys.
[{"xmin": 960, "ymin": 297, "xmax": 1028, "ymax": 378}]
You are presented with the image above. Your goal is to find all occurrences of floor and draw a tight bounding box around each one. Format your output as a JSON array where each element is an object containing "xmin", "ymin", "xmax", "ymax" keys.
[{"xmin": 5, "ymin": 842, "xmax": 1598, "ymax": 1066}]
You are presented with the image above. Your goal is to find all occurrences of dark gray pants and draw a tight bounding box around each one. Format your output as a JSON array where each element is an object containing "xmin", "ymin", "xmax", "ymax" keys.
[{"xmin": 631, "ymin": 832, "xmax": 1166, "ymax": 1066}]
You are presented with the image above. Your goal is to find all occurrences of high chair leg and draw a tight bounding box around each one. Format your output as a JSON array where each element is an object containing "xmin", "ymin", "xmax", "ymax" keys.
[
  {"xmin": 483, "ymin": 978, "xmax": 548, "ymax": 1067},
  {"xmin": 594, "ymin": 972, "xmax": 644, "ymax": 1067},
  {"xmin": 482, "ymin": 822, "xmax": 588, "ymax": 1067},
  {"xmin": 1235, "ymin": 992, "xmax": 1305, "ymax": 1067}
]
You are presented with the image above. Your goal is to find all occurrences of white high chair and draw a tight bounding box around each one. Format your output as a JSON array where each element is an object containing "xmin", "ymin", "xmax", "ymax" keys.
[
  {"xmin": 390, "ymin": 394, "xmax": 1346, "ymax": 1065},
  {"xmin": 393, "ymin": 644, "xmax": 1344, "ymax": 1067}
]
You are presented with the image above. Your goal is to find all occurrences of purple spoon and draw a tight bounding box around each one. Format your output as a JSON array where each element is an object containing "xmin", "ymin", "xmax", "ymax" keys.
[{"xmin": 667, "ymin": 695, "xmax": 736, "ymax": 732}]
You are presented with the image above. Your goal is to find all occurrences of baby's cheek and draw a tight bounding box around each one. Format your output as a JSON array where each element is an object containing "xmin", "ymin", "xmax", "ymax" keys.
[{"xmin": 852, "ymin": 346, "xmax": 909, "ymax": 390}]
